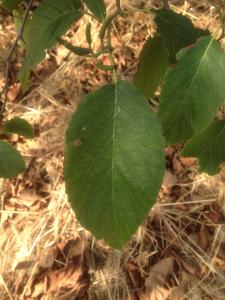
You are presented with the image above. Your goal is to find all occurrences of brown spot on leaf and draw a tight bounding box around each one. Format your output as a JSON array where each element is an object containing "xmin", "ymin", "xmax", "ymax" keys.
[{"xmin": 74, "ymin": 138, "xmax": 81, "ymax": 147}]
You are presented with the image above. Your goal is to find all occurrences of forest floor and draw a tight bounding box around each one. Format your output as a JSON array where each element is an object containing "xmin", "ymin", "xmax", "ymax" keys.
[{"xmin": 1, "ymin": 0, "xmax": 225, "ymax": 299}]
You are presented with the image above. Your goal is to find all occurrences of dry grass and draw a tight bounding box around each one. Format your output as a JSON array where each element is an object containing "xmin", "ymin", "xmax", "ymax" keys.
[{"xmin": 1, "ymin": 0, "xmax": 225, "ymax": 299}]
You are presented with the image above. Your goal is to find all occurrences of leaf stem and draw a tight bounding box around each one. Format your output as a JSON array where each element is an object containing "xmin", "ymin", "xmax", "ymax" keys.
[
  {"xmin": 82, "ymin": 11, "xmax": 100, "ymax": 22},
  {"xmin": 162, "ymin": 0, "xmax": 170, "ymax": 10},
  {"xmin": 57, "ymin": 37, "xmax": 93, "ymax": 56},
  {"xmin": 107, "ymin": 29, "xmax": 117, "ymax": 83}
]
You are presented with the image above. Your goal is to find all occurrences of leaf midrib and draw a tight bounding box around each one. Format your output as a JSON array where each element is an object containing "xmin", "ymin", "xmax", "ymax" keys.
[
  {"xmin": 112, "ymin": 82, "xmax": 118, "ymax": 245},
  {"xmin": 164, "ymin": 37, "xmax": 214, "ymax": 140}
]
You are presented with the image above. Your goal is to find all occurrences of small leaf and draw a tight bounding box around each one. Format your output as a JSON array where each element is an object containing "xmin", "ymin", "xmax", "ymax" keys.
[
  {"xmin": 182, "ymin": 120, "xmax": 225, "ymax": 175},
  {"xmin": 3, "ymin": 117, "xmax": 34, "ymax": 138},
  {"xmin": 65, "ymin": 80, "xmax": 165, "ymax": 249},
  {"xmin": 158, "ymin": 36, "xmax": 225, "ymax": 144},
  {"xmin": 2, "ymin": 0, "xmax": 23, "ymax": 10},
  {"xmin": 83, "ymin": 0, "xmax": 106, "ymax": 22},
  {"xmin": 133, "ymin": 34, "xmax": 168, "ymax": 98},
  {"xmin": 18, "ymin": 0, "xmax": 82, "ymax": 81},
  {"xmin": 0, "ymin": 141, "xmax": 25, "ymax": 178},
  {"xmin": 155, "ymin": 8, "xmax": 209, "ymax": 62}
]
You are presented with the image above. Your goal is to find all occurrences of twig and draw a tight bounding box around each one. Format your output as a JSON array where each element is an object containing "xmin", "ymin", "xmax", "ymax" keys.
[
  {"xmin": 162, "ymin": 0, "xmax": 170, "ymax": 10},
  {"xmin": 0, "ymin": 0, "xmax": 34, "ymax": 117},
  {"xmin": 57, "ymin": 37, "xmax": 93, "ymax": 57}
]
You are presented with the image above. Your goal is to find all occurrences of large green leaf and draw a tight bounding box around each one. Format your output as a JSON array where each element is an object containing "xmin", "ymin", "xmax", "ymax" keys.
[
  {"xmin": 65, "ymin": 80, "xmax": 165, "ymax": 249},
  {"xmin": 0, "ymin": 141, "xmax": 25, "ymax": 178},
  {"xmin": 158, "ymin": 36, "xmax": 225, "ymax": 144},
  {"xmin": 182, "ymin": 120, "xmax": 225, "ymax": 175},
  {"xmin": 2, "ymin": 0, "xmax": 23, "ymax": 10},
  {"xmin": 133, "ymin": 34, "xmax": 168, "ymax": 98},
  {"xmin": 18, "ymin": 0, "xmax": 82, "ymax": 81},
  {"xmin": 83, "ymin": 0, "xmax": 106, "ymax": 22},
  {"xmin": 155, "ymin": 8, "xmax": 209, "ymax": 62},
  {"xmin": 3, "ymin": 117, "xmax": 34, "ymax": 138}
]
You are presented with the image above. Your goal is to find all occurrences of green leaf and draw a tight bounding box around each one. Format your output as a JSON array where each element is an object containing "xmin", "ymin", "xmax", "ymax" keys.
[
  {"xmin": 65, "ymin": 80, "xmax": 165, "ymax": 249},
  {"xmin": 2, "ymin": 0, "xmax": 23, "ymax": 10},
  {"xmin": 0, "ymin": 141, "xmax": 25, "ymax": 178},
  {"xmin": 18, "ymin": 0, "xmax": 82, "ymax": 81},
  {"xmin": 83, "ymin": 0, "xmax": 106, "ymax": 22},
  {"xmin": 158, "ymin": 36, "xmax": 225, "ymax": 144},
  {"xmin": 13, "ymin": 9, "xmax": 32, "ymax": 48},
  {"xmin": 3, "ymin": 117, "xmax": 34, "ymax": 138},
  {"xmin": 155, "ymin": 8, "xmax": 209, "ymax": 62},
  {"xmin": 182, "ymin": 120, "xmax": 225, "ymax": 175},
  {"xmin": 133, "ymin": 34, "xmax": 168, "ymax": 98}
]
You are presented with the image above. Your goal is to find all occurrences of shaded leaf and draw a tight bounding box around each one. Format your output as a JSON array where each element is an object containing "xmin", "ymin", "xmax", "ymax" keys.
[
  {"xmin": 18, "ymin": 0, "xmax": 82, "ymax": 81},
  {"xmin": 133, "ymin": 34, "xmax": 168, "ymax": 98},
  {"xmin": 13, "ymin": 9, "xmax": 32, "ymax": 48},
  {"xmin": 65, "ymin": 80, "xmax": 165, "ymax": 249},
  {"xmin": 182, "ymin": 120, "xmax": 225, "ymax": 175},
  {"xmin": 155, "ymin": 8, "xmax": 209, "ymax": 62},
  {"xmin": 158, "ymin": 37, "xmax": 225, "ymax": 144},
  {"xmin": 2, "ymin": 0, "xmax": 23, "ymax": 10},
  {"xmin": 4, "ymin": 117, "xmax": 34, "ymax": 138},
  {"xmin": 83, "ymin": 0, "xmax": 106, "ymax": 22},
  {"xmin": 0, "ymin": 141, "xmax": 25, "ymax": 178}
]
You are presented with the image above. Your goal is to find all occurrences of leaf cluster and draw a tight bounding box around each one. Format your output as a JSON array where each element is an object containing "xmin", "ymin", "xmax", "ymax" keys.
[{"xmin": 1, "ymin": 0, "xmax": 225, "ymax": 249}]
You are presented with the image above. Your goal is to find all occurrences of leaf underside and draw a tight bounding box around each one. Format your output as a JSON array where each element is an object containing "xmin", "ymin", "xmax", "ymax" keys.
[
  {"xmin": 158, "ymin": 36, "xmax": 225, "ymax": 144},
  {"xmin": 182, "ymin": 120, "xmax": 225, "ymax": 175},
  {"xmin": 18, "ymin": 0, "xmax": 82, "ymax": 81},
  {"xmin": 65, "ymin": 80, "xmax": 165, "ymax": 249},
  {"xmin": 0, "ymin": 141, "xmax": 25, "ymax": 178}
]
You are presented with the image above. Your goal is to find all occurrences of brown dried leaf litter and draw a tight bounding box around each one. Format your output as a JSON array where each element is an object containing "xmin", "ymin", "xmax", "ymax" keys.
[{"xmin": 1, "ymin": 0, "xmax": 225, "ymax": 299}]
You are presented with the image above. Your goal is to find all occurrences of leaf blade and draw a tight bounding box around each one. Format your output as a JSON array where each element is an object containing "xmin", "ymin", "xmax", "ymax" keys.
[
  {"xmin": 83, "ymin": 0, "xmax": 106, "ymax": 22},
  {"xmin": 18, "ymin": 0, "xmax": 82, "ymax": 80},
  {"xmin": 133, "ymin": 34, "xmax": 168, "ymax": 98},
  {"xmin": 182, "ymin": 120, "xmax": 225, "ymax": 175},
  {"xmin": 3, "ymin": 117, "xmax": 34, "ymax": 138},
  {"xmin": 158, "ymin": 36, "xmax": 225, "ymax": 144},
  {"xmin": 0, "ymin": 141, "xmax": 25, "ymax": 178},
  {"xmin": 2, "ymin": 0, "xmax": 23, "ymax": 10},
  {"xmin": 65, "ymin": 80, "xmax": 165, "ymax": 249},
  {"xmin": 155, "ymin": 8, "xmax": 209, "ymax": 62}
]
